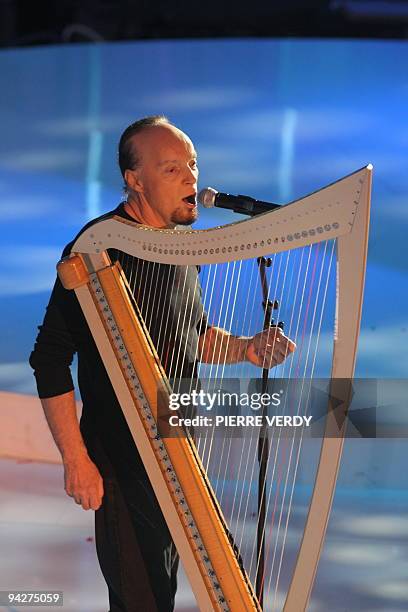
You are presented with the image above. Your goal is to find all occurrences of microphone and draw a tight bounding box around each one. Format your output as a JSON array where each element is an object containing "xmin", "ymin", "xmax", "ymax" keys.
[{"xmin": 198, "ymin": 187, "xmax": 280, "ymax": 217}]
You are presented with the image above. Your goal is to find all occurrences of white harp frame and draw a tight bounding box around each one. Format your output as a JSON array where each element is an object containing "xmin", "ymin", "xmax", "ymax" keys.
[{"xmin": 71, "ymin": 165, "xmax": 372, "ymax": 611}]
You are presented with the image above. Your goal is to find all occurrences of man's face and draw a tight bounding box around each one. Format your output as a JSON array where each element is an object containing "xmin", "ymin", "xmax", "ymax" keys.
[{"xmin": 127, "ymin": 124, "xmax": 199, "ymax": 228}]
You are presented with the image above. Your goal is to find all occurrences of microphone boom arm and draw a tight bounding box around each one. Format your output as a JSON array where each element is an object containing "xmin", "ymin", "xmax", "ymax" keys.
[
  {"xmin": 220, "ymin": 194, "xmax": 281, "ymax": 217},
  {"xmin": 198, "ymin": 188, "xmax": 281, "ymax": 217}
]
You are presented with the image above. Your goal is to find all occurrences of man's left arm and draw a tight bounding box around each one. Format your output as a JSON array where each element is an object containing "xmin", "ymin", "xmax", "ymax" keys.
[{"xmin": 198, "ymin": 326, "xmax": 296, "ymax": 368}]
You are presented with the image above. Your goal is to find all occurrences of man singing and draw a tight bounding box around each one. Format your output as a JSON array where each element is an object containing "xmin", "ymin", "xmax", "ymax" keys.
[{"xmin": 30, "ymin": 116, "xmax": 295, "ymax": 611}]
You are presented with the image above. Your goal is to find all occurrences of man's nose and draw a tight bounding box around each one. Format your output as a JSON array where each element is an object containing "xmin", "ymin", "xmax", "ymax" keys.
[{"xmin": 184, "ymin": 165, "xmax": 198, "ymax": 183}]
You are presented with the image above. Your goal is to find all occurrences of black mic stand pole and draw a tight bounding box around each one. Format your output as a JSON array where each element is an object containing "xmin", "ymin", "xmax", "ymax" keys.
[{"xmin": 255, "ymin": 256, "xmax": 283, "ymax": 609}]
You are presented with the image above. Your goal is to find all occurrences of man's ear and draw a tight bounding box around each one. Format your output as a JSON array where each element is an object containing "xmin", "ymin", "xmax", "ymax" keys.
[{"xmin": 124, "ymin": 168, "xmax": 144, "ymax": 194}]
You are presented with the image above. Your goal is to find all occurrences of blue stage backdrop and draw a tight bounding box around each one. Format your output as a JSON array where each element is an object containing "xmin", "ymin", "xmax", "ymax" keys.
[{"xmin": 0, "ymin": 38, "xmax": 407, "ymax": 611}]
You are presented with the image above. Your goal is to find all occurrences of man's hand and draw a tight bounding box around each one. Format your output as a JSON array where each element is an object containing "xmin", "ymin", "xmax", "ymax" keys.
[
  {"xmin": 63, "ymin": 453, "xmax": 104, "ymax": 511},
  {"xmin": 199, "ymin": 325, "xmax": 296, "ymax": 365},
  {"xmin": 40, "ymin": 391, "xmax": 104, "ymax": 512},
  {"xmin": 246, "ymin": 327, "xmax": 296, "ymax": 368}
]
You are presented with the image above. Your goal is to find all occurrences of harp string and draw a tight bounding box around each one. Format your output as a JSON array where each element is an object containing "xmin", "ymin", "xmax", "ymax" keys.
[
  {"xmin": 216, "ymin": 258, "xmax": 258, "ymax": 508},
  {"xmin": 203, "ymin": 262, "xmax": 234, "ymax": 479},
  {"xmin": 238, "ymin": 247, "xmax": 290, "ymax": 574},
  {"xmin": 234, "ymin": 243, "xmax": 312, "ymax": 591},
  {"xmin": 191, "ymin": 262, "xmax": 215, "ymax": 405},
  {"xmin": 195, "ymin": 262, "xmax": 220, "ymax": 463},
  {"xmin": 174, "ymin": 271, "xmax": 199, "ymax": 387},
  {"xmin": 196, "ymin": 261, "xmax": 231, "ymax": 481},
  {"xmin": 196, "ymin": 262, "xmax": 226, "ymax": 470},
  {"xmin": 218, "ymin": 258, "xmax": 256, "ymax": 510},
  {"xmin": 247, "ymin": 248, "xmax": 292, "ymax": 583},
  {"xmin": 254, "ymin": 247, "xmax": 295, "ymax": 583},
  {"xmin": 175, "ymin": 246, "xmax": 312, "ymax": 596},
  {"xmin": 125, "ymin": 248, "xmax": 136, "ymax": 292},
  {"xmin": 188, "ymin": 260, "xmax": 215, "ymax": 395},
  {"xmin": 154, "ymin": 259, "xmax": 176, "ymax": 369},
  {"xmin": 158, "ymin": 261, "xmax": 187, "ymax": 377},
  {"xmin": 265, "ymin": 243, "xmax": 326, "ymax": 597},
  {"xmin": 167, "ymin": 267, "xmax": 191, "ymax": 381},
  {"xmin": 149, "ymin": 260, "xmax": 174, "ymax": 350},
  {"xmin": 211, "ymin": 261, "xmax": 246, "ymax": 501},
  {"xmin": 116, "ymin": 234, "xmax": 336, "ymax": 610},
  {"xmin": 162, "ymin": 265, "xmax": 187, "ymax": 381},
  {"xmin": 218, "ymin": 260, "xmax": 262, "ymax": 560},
  {"xmin": 203, "ymin": 261, "xmax": 242, "ymax": 476},
  {"xmin": 132, "ymin": 257, "xmax": 146, "ymax": 310},
  {"xmin": 144, "ymin": 260, "xmax": 160, "ymax": 332},
  {"xmin": 210, "ymin": 263, "xmax": 237, "ymax": 498},
  {"xmin": 213, "ymin": 258, "xmax": 252, "ymax": 530},
  {"xmin": 207, "ymin": 243, "xmax": 332, "ymax": 608},
  {"xmin": 228, "ymin": 258, "xmax": 259, "ymax": 524},
  {"xmin": 218, "ymin": 261, "xmax": 243, "ymax": 383},
  {"xmin": 261, "ymin": 242, "xmax": 325, "ymax": 604},
  {"xmin": 206, "ymin": 261, "xmax": 232, "ymax": 382},
  {"xmin": 268, "ymin": 240, "xmax": 335, "ymax": 610},
  {"xmin": 157, "ymin": 260, "xmax": 179, "ymax": 374},
  {"xmin": 141, "ymin": 260, "xmax": 157, "ymax": 326},
  {"xmin": 195, "ymin": 260, "xmax": 249, "ymax": 508},
  {"xmin": 309, "ymin": 242, "xmax": 335, "ymax": 378},
  {"xmin": 171, "ymin": 256, "xmax": 262, "ymax": 546},
  {"xmin": 259, "ymin": 241, "xmax": 333, "ymax": 607},
  {"xmin": 257, "ymin": 247, "xmax": 293, "ymax": 527},
  {"xmin": 232, "ymin": 253, "xmax": 278, "ymax": 557},
  {"xmin": 118, "ymin": 252, "xmax": 183, "ymax": 379},
  {"xmin": 122, "ymin": 248, "xmax": 196, "ymax": 392}
]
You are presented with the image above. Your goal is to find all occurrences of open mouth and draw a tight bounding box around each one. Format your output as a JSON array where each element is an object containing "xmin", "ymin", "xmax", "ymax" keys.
[{"xmin": 183, "ymin": 194, "xmax": 196, "ymax": 206}]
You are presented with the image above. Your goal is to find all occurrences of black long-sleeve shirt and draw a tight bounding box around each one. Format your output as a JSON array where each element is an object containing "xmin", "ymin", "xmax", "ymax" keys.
[{"xmin": 29, "ymin": 203, "xmax": 208, "ymax": 475}]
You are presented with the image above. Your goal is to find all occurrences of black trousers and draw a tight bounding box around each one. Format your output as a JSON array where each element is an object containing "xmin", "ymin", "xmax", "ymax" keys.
[{"xmin": 91, "ymin": 439, "xmax": 179, "ymax": 612}]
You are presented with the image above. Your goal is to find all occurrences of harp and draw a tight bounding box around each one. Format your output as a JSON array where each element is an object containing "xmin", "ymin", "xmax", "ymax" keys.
[{"xmin": 58, "ymin": 165, "xmax": 371, "ymax": 611}]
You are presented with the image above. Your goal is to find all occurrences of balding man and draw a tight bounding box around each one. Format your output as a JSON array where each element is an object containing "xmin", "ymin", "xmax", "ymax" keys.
[{"xmin": 30, "ymin": 116, "xmax": 295, "ymax": 611}]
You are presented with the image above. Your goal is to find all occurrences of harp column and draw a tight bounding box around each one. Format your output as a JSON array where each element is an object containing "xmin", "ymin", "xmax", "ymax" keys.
[{"xmin": 283, "ymin": 166, "xmax": 371, "ymax": 611}]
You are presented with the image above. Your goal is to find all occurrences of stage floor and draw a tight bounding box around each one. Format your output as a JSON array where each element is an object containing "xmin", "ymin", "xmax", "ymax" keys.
[
  {"xmin": 1, "ymin": 456, "xmax": 408, "ymax": 611},
  {"xmin": 0, "ymin": 458, "xmax": 197, "ymax": 612}
]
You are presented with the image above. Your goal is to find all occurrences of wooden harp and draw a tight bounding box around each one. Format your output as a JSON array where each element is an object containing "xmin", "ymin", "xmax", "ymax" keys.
[{"xmin": 57, "ymin": 165, "xmax": 371, "ymax": 611}]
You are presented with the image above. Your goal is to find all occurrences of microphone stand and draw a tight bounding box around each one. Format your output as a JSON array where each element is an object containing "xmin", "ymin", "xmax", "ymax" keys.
[{"xmin": 255, "ymin": 256, "xmax": 282, "ymax": 608}]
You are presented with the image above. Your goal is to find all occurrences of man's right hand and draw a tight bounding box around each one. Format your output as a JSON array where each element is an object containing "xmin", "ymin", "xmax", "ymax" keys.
[
  {"xmin": 39, "ymin": 392, "xmax": 104, "ymax": 511},
  {"xmin": 63, "ymin": 454, "xmax": 104, "ymax": 511}
]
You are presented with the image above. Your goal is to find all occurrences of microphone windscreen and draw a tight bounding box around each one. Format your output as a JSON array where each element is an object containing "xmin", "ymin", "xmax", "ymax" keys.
[{"xmin": 198, "ymin": 187, "xmax": 217, "ymax": 208}]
